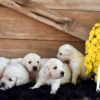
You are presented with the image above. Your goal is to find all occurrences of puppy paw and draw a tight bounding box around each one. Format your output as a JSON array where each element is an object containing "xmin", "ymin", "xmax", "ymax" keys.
[
  {"xmin": 30, "ymin": 86, "xmax": 38, "ymax": 89},
  {"xmin": 96, "ymin": 88, "xmax": 100, "ymax": 93},
  {"xmin": 71, "ymin": 79, "xmax": 77, "ymax": 85},
  {"xmin": 50, "ymin": 90, "xmax": 56, "ymax": 95}
]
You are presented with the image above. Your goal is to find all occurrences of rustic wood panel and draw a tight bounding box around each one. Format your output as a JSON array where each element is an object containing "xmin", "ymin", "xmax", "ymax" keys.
[
  {"xmin": 0, "ymin": 39, "xmax": 84, "ymax": 58},
  {"xmin": 0, "ymin": 8, "xmax": 100, "ymax": 41},
  {"xmin": 0, "ymin": 8, "xmax": 83, "ymax": 41},
  {"xmin": 31, "ymin": 0, "xmax": 100, "ymax": 11}
]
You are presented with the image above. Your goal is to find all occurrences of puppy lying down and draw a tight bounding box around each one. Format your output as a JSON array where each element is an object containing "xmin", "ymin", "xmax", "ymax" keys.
[
  {"xmin": 0, "ymin": 57, "xmax": 10, "ymax": 79},
  {"xmin": 31, "ymin": 58, "xmax": 71, "ymax": 94},
  {"xmin": 0, "ymin": 64, "xmax": 29, "ymax": 90}
]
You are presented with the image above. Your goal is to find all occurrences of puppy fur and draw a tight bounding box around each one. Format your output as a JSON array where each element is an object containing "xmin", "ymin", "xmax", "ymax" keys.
[
  {"xmin": 23, "ymin": 53, "xmax": 41, "ymax": 80},
  {"xmin": 0, "ymin": 64, "xmax": 29, "ymax": 90},
  {"xmin": 0, "ymin": 57, "xmax": 10, "ymax": 79},
  {"xmin": 10, "ymin": 58, "xmax": 23, "ymax": 65},
  {"xmin": 57, "ymin": 44, "xmax": 86, "ymax": 85},
  {"xmin": 31, "ymin": 58, "xmax": 71, "ymax": 94}
]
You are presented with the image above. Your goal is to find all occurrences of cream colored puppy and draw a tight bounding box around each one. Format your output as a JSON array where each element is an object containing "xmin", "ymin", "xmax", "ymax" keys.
[
  {"xmin": 57, "ymin": 44, "xmax": 85, "ymax": 85},
  {"xmin": 0, "ymin": 57, "xmax": 10, "ymax": 79},
  {"xmin": 31, "ymin": 58, "xmax": 71, "ymax": 94},
  {"xmin": 0, "ymin": 64, "xmax": 29, "ymax": 90},
  {"xmin": 23, "ymin": 53, "xmax": 41, "ymax": 80}
]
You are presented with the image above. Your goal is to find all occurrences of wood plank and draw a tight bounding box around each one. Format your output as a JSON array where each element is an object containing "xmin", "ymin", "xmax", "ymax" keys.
[
  {"xmin": 0, "ymin": 0, "xmax": 89, "ymax": 41},
  {"xmin": 31, "ymin": 0, "xmax": 100, "ymax": 11},
  {"xmin": 0, "ymin": 8, "xmax": 100, "ymax": 41},
  {"xmin": 0, "ymin": 39, "xmax": 84, "ymax": 58},
  {"xmin": 0, "ymin": 8, "xmax": 83, "ymax": 41}
]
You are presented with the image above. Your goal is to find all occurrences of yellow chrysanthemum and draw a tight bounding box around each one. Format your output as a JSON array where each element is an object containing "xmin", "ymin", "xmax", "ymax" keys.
[{"xmin": 84, "ymin": 23, "xmax": 100, "ymax": 81}]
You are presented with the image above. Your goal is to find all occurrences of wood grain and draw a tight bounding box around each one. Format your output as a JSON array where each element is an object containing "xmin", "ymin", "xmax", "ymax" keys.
[
  {"xmin": 0, "ymin": 8, "xmax": 83, "ymax": 41},
  {"xmin": 31, "ymin": 0, "xmax": 100, "ymax": 11},
  {"xmin": 0, "ymin": 39, "xmax": 84, "ymax": 58}
]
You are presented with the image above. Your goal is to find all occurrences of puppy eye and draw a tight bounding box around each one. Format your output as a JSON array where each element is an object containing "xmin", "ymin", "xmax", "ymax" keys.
[
  {"xmin": 59, "ymin": 53, "xmax": 62, "ymax": 55},
  {"xmin": 28, "ymin": 61, "xmax": 31, "ymax": 64},
  {"xmin": 9, "ymin": 78, "xmax": 12, "ymax": 81},
  {"xmin": 37, "ymin": 61, "xmax": 40, "ymax": 63},
  {"xmin": 53, "ymin": 66, "xmax": 57, "ymax": 69}
]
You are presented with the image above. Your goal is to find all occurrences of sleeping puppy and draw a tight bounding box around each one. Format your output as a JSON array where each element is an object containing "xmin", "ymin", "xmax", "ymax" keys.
[
  {"xmin": 31, "ymin": 58, "xmax": 71, "ymax": 94},
  {"xmin": 57, "ymin": 44, "xmax": 85, "ymax": 84},
  {"xmin": 10, "ymin": 58, "xmax": 23, "ymax": 65},
  {"xmin": 0, "ymin": 64, "xmax": 29, "ymax": 90},
  {"xmin": 23, "ymin": 53, "xmax": 41, "ymax": 80},
  {"xmin": 0, "ymin": 57, "xmax": 10, "ymax": 79}
]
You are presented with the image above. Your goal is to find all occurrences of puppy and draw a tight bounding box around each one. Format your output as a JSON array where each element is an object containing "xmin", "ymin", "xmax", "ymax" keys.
[
  {"xmin": 0, "ymin": 57, "xmax": 10, "ymax": 79},
  {"xmin": 31, "ymin": 58, "xmax": 71, "ymax": 94},
  {"xmin": 40, "ymin": 58, "xmax": 48, "ymax": 67},
  {"xmin": 57, "ymin": 44, "xmax": 85, "ymax": 84},
  {"xmin": 0, "ymin": 64, "xmax": 29, "ymax": 90},
  {"xmin": 10, "ymin": 58, "xmax": 23, "ymax": 64},
  {"xmin": 23, "ymin": 53, "xmax": 41, "ymax": 80}
]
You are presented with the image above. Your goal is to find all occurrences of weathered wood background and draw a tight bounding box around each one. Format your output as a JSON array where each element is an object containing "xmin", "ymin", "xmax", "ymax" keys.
[{"xmin": 0, "ymin": 0, "xmax": 100, "ymax": 58}]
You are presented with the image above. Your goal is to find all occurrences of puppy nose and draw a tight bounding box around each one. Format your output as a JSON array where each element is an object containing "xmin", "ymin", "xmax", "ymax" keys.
[
  {"xmin": 60, "ymin": 71, "xmax": 64, "ymax": 77},
  {"xmin": 1, "ymin": 82, "xmax": 5, "ymax": 87},
  {"xmin": 33, "ymin": 66, "xmax": 37, "ymax": 71}
]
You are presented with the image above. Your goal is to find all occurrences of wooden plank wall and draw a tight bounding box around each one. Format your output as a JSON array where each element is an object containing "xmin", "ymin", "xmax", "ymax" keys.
[{"xmin": 0, "ymin": 0, "xmax": 100, "ymax": 58}]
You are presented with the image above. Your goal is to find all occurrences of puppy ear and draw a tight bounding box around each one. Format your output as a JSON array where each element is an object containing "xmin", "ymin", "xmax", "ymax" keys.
[
  {"xmin": 65, "ymin": 49, "xmax": 72, "ymax": 55},
  {"xmin": 42, "ymin": 65, "xmax": 50, "ymax": 78},
  {"xmin": 22, "ymin": 58, "xmax": 26, "ymax": 66}
]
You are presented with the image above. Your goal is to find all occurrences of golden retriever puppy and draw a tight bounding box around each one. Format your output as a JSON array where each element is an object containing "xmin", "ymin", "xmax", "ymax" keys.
[
  {"xmin": 23, "ymin": 53, "xmax": 41, "ymax": 80},
  {"xmin": 31, "ymin": 58, "xmax": 71, "ymax": 94},
  {"xmin": 57, "ymin": 44, "xmax": 85, "ymax": 84},
  {"xmin": 0, "ymin": 64, "xmax": 29, "ymax": 90}
]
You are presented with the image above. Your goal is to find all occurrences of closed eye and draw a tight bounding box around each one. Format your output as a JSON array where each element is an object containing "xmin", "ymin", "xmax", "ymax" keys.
[{"xmin": 59, "ymin": 53, "xmax": 63, "ymax": 55}]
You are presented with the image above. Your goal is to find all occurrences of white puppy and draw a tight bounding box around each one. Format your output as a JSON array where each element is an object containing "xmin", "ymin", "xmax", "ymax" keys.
[
  {"xmin": 31, "ymin": 58, "xmax": 71, "ymax": 94},
  {"xmin": 57, "ymin": 44, "xmax": 85, "ymax": 84},
  {"xmin": 23, "ymin": 53, "xmax": 41, "ymax": 80},
  {"xmin": 0, "ymin": 57, "xmax": 10, "ymax": 79},
  {"xmin": 0, "ymin": 64, "xmax": 29, "ymax": 90},
  {"xmin": 10, "ymin": 58, "xmax": 23, "ymax": 65}
]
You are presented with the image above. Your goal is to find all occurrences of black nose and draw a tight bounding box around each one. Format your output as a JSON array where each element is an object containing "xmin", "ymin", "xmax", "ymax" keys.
[
  {"xmin": 0, "ymin": 82, "xmax": 5, "ymax": 87},
  {"xmin": 33, "ymin": 66, "xmax": 37, "ymax": 71},
  {"xmin": 60, "ymin": 71, "xmax": 64, "ymax": 77}
]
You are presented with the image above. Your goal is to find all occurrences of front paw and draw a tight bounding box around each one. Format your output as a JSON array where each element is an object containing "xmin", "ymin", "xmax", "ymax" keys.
[
  {"xmin": 30, "ymin": 85, "xmax": 38, "ymax": 89},
  {"xmin": 96, "ymin": 88, "xmax": 100, "ymax": 93},
  {"xmin": 50, "ymin": 90, "xmax": 56, "ymax": 94}
]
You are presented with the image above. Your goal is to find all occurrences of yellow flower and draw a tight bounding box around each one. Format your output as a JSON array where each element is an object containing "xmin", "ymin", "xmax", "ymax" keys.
[{"xmin": 84, "ymin": 23, "xmax": 100, "ymax": 81}]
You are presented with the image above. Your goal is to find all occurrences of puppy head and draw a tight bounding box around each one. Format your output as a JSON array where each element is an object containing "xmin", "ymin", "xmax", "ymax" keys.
[
  {"xmin": 0, "ymin": 75, "xmax": 16, "ymax": 90},
  {"xmin": 23, "ymin": 53, "xmax": 41, "ymax": 72},
  {"xmin": 57, "ymin": 44, "xmax": 74, "ymax": 62},
  {"xmin": 43, "ymin": 58, "xmax": 64, "ymax": 79}
]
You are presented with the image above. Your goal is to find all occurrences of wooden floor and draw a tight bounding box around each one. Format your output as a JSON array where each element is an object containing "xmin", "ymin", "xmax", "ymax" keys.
[{"xmin": 0, "ymin": 0, "xmax": 100, "ymax": 58}]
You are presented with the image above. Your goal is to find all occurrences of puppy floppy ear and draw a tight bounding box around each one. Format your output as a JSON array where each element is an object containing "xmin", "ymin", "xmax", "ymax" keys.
[
  {"xmin": 65, "ymin": 49, "xmax": 72, "ymax": 55},
  {"xmin": 42, "ymin": 65, "xmax": 50, "ymax": 78},
  {"xmin": 22, "ymin": 59, "xmax": 26, "ymax": 66}
]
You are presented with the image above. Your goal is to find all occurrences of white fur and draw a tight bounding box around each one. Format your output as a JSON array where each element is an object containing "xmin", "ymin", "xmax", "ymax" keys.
[
  {"xmin": 23, "ymin": 53, "xmax": 41, "ymax": 80},
  {"xmin": 10, "ymin": 58, "xmax": 23, "ymax": 65},
  {"xmin": 40, "ymin": 58, "xmax": 48, "ymax": 67},
  {"xmin": 31, "ymin": 58, "xmax": 71, "ymax": 94},
  {"xmin": 57, "ymin": 44, "xmax": 85, "ymax": 84},
  {"xmin": 0, "ymin": 64, "xmax": 29, "ymax": 90},
  {"xmin": 0, "ymin": 57, "xmax": 10, "ymax": 79}
]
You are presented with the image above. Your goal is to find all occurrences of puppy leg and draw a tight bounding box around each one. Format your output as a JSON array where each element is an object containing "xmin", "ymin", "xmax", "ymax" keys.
[
  {"xmin": 50, "ymin": 79, "xmax": 60, "ymax": 94},
  {"xmin": 31, "ymin": 80, "xmax": 44, "ymax": 89},
  {"xmin": 72, "ymin": 69, "xmax": 80, "ymax": 85},
  {"xmin": 96, "ymin": 66, "xmax": 100, "ymax": 92}
]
